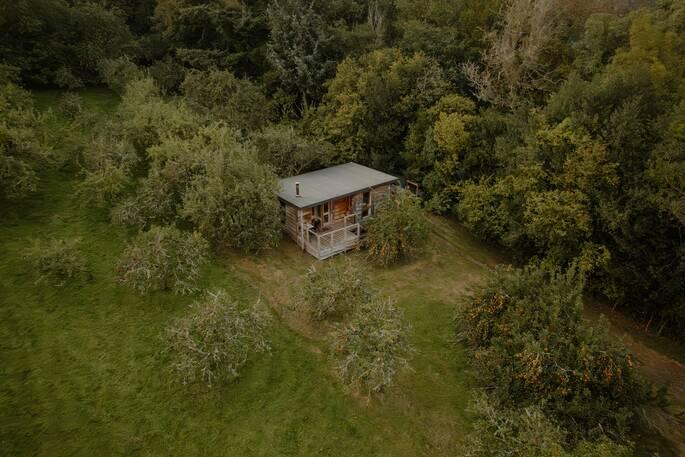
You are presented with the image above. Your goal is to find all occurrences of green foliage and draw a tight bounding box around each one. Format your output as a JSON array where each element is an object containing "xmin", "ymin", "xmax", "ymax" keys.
[
  {"xmin": 365, "ymin": 189, "xmax": 429, "ymax": 266},
  {"xmin": 250, "ymin": 124, "xmax": 335, "ymax": 176},
  {"xmin": 461, "ymin": 394, "xmax": 633, "ymax": 457},
  {"xmin": 0, "ymin": 77, "xmax": 51, "ymax": 200},
  {"xmin": 313, "ymin": 48, "xmax": 450, "ymax": 170},
  {"xmin": 0, "ymin": 1, "xmax": 134, "ymax": 85},
  {"xmin": 296, "ymin": 258, "xmax": 373, "ymax": 321},
  {"xmin": 115, "ymin": 124, "xmax": 281, "ymax": 253},
  {"xmin": 267, "ymin": 0, "xmax": 334, "ymax": 108},
  {"xmin": 76, "ymin": 130, "xmax": 138, "ymax": 207},
  {"xmin": 165, "ymin": 289, "xmax": 271, "ymax": 387},
  {"xmin": 57, "ymin": 92, "xmax": 83, "ymax": 119},
  {"xmin": 23, "ymin": 237, "xmax": 87, "ymax": 287},
  {"xmin": 181, "ymin": 69, "xmax": 271, "ymax": 131},
  {"xmin": 153, "ymin": 0, "xmax": 270, "ymax": 76},
  {"xmin": 115, "ymin": 77, "xmax": 201, "ymax": 153},
  {"xmin": 97, "ymin": 56, "xmax": 144, "ymax": 95},
  {"xmin": 331, "ymin": 296, "xmax": 413, "ymax": 394},
  {"xmin": 116, "ymin": 225, "xmax": 209, "ymax": 295},
  {"xmin": 54, "ymin": 67, "xmax": 84, "ymax": 90},
  {"xmin": 148, "ymin": 57, "xmax": 186, "ymax": 94},
  {"xmin": 456, "ymin": 264, "xmax": 651, "ymax": 440}
]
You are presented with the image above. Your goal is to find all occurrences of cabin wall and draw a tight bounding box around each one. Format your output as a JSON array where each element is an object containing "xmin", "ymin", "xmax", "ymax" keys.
[
  {"xmin": 284, "ymin": 204, "xmax": 299, "ymax": 241},
  {"xmin": 332, "ymin": 197, "xmax": 351, "ymax": 221},
  {"xmin": 370, "ymin": 184, "xmax": 393, "ymax": 208}
]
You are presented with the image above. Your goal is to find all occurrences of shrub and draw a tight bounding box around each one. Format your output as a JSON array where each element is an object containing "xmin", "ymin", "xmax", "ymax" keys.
[
  {"xmin": 24, "ymin": 238, "xmax": 87, "ymax": 286},
  {"xmin": 455, "ymin": 264, "xmax": 651, "ymax": 440},
  {"xmin": 331, "ymin": 297, "xmax": 413, "ymax": 394},
  {"xmin": 149, "ymin": 57, "xmax": 186, "ymax": 94},
  {"xmin": 365, "ymin": 189, "xmax": 429, "ymax": 266},
  {"xmin": 0, "ymin": 78, "xmax": 52, "ymax": 200},
  {"xmin": 250, "ymin": 124, "xmax": 335, "ymax": 177},
  {"xmin": 76, "ymin": 131, "xmax": 138, "ymax": 207},
  {"xmin": 116, "ymin": 226, "xmax": 209, "ymax": 295},
  {"xmin": 297, "ymin": 258, "xmax": 373, "ymax": 321},
  {"xmin": 97, "ymin": 56, "xmax": 144, "ymax": 95},
  {"xmin": 461, "ymin": 394, "xmax": 633, "ymax": 457},
  {"xmin": 58, "ymin": 92, "xmax": 83, "ymax": 119},
  {"xmin": 54, "ymin": 67, "xmax": 84, "ymax": 90},
  {"xmin": 181, "ymin": 69, "xmax": 271, "ymax": 131},
  {"xmin": 165, "ymin": 290, "xmax": 271, "ymax": 387}
]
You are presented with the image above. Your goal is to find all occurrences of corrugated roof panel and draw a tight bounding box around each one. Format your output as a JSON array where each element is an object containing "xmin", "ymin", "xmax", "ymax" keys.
[{"xmin": 278, "ymin": 162, "xmax": 399, "ymax": 208}]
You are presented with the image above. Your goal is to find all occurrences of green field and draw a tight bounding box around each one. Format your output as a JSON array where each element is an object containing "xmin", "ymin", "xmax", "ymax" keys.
[{"xmin": 1, "ymin": 89, "xmax": 680, "ymax": 456}]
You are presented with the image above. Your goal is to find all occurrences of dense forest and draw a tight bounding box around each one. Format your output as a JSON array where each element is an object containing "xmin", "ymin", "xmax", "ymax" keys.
[{"xmin": 1, "ymin": 0, "xmax": 684, "ymax": 454}]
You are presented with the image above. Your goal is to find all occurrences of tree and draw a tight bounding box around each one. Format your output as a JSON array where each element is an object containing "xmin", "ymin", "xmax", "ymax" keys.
[
  {"xmin": 23, "ymin": 238, "xmax": 88, "ymax": 287},
  {"xmin": 116, "ymin": 226, "xmax": 209, "ymax": 295},
  {"xmin": 97, "ymin": 56, "xmax": 144, "ymax": 95},
  {"xmin": 250, "ymin": 124, "xmax": 335, "ymax": 177},
  {"xmin": 461, "ymin": 394, "xmax": 633, "ymax": 457},
  {"xmin": 331, "ymin": 296, "xmax": 413, "ymax": 394},
  {"xmin": 165, "ymin": 289, "xmax": 271, "ymax": 387},
  {"xmin": 462, "ymin": 0, "xmax": 568, "ymax": 109},
  {"xmin": 296, "ymin": 258, "xmax": 373, "ymax": 321},
  {"xmin": 115, "ymin": 77, "xmax": 201, "ymax": 154},
  {"xmin": 153, "ymin": 0, "xmax": 270, "ymax": 76},
  {"xmin": 181, "ymin": 69, "xmax": 271, "ymax": 131},
  {"xmin": 313, "ymin": 48, "xmax": 450, "ymax": 171},
  {"xmin": 365, "ymin": 189, "xmax": 429, "ymax": 266},
  {"xmin": 115, "ymin": 124, "xmax": 282, "ymax": 252},
  {"xmin": 0, "ymin": 71, "xmax": 51, "ymax": 200},
  {"xmin": 266, "ymin": 0, "xmax": 334, "ymax": 108},
  {"xmin": 0, "ymin": 1, "xmax": 134, "ymax": 85},
  {"xmin": 76, "ymin": 129, "xmax": 138, "ymax": 207},
  {"xmin": 455, "ymin": 264, "xmax": 651, "ymax": 440}
]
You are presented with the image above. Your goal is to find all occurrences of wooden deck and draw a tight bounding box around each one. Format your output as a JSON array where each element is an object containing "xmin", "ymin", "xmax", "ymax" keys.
[{"xmin": 303, "ymin": 215, "xmax": 361, "ymax": 260}]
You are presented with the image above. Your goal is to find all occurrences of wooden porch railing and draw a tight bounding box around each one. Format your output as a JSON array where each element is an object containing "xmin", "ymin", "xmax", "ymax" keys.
[{"xmin": 305, "ymin": 213, "xmax": 361, "ymax": 259}]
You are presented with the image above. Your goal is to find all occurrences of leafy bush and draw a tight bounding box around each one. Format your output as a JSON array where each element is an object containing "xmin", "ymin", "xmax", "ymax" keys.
[
  {"xmin": 331, "ymin": 297, "xmax": 413, "ymax": 394},
  {"xmin": 97, "ymin": 56, "xmax": 144, "ymax": 95},
  {"xmin": 181, "ymin": 69, "xmax": 271, "ymax": 131},
  {"xmin": 0, "ymin": 76, "xmax": 52, "ymax": 200},
  {"xmin": 114, "ymin": 124, "xmax": 281, "ymax": 252},
  {"xmin": 24, "ymin": 238, "xmax": 87, "ymax": 286},
  {"xmin": 165, "ymin": 290, "xmax": 271, "ymax": 387},
  {"xmin": 54, "ymin": 67, "xmax": 83, "ymax": 90},
  {"xmin": 76, "ymin": 131, "xmax": 138, "ymax": 207},
  {"xmin": 455, "ymin": 264, "xmax": 651, "ymax": 440},
  {"xmin": 365, "ymin": 189, "xmax": 429, "ymax": 266},
  {"xmin": 57, "ymin": 92, "xmax": 83, "ymax": 119},
  {"xmin": 297, "ymin": 258, "xmax": 373, "ymax": 321},
  {"xmin": 116, "ymin": 226, "xmax": 209, "ymax": 295},
  {"xmin": 461, "ymin": 394, "xmax": 633, "ymax": 457},
  {"xmin": 250, "ymin": 124, "xmax": 335, "ymax": 177},
  {"xmin": 149, "ymin": 57, "xmax": 186, "ymax": 94}
]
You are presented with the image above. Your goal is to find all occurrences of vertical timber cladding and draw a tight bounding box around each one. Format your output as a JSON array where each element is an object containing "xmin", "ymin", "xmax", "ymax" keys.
[
  {"xmin": 284, "ymin": 205, "xmax": 299, "ymax": 239},
  {"xmin": 332, "ymin": 196, "xmax": 351, "ymax": 221}
]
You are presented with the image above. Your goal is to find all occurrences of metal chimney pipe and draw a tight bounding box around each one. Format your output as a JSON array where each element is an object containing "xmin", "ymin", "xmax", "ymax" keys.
[{"xmin": 295, "ymin": 182, "xmax": 301, "ymax": 197}]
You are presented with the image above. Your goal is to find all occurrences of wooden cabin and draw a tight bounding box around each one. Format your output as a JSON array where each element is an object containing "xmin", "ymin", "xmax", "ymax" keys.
[{"xmin": 278, "ymin": 162, "xmax": 399, "ymax": 260}]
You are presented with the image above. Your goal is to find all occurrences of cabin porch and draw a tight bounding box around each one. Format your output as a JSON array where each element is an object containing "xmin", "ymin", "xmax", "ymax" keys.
[{"xmin": 302, "ymin": 213, "xmax": 361, "ymax": 260}]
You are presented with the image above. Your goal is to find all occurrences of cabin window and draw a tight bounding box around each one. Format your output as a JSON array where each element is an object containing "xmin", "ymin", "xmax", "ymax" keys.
[
  {"xmin": 362, "ymin": 191, "xmax": 371, "ymax": 217},
  {"xmin": 322, "ymin": 201, "xmax": 330, "ymax": 224}
]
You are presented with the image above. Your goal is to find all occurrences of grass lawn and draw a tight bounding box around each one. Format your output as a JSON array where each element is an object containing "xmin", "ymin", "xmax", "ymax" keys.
[{"xmin": 2, "ymin": 88, "xmax": 680, "ymax": 456}]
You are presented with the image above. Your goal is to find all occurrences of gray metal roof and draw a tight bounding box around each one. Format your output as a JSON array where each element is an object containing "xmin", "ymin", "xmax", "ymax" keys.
[{"xmin": 278, "ymin": 162, "xmax": 399, "ymax": 208}]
